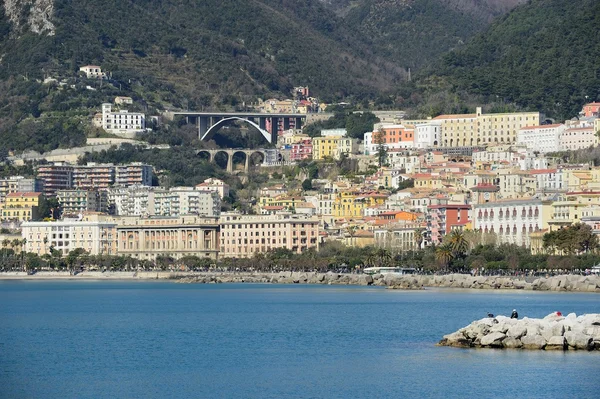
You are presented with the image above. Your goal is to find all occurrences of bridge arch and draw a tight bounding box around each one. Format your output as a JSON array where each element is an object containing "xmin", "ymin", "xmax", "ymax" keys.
[{"xmin": 201, "ymin": 117, "xmax": 272, "ymax": 143}]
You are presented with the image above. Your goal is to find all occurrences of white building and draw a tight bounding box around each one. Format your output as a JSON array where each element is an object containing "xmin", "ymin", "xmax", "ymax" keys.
[
  {"xmin": 79, "ymin": 65, "xmax": 107, "ymax": 79},
  {"xmin": 560, "ymin": 127, "xmax": 598, "ymax": 151},
  {"xmin": 152, "ymin": 188, "xmax": 220, "ymax": 217},
  {"xmin": 108, "ymin": 186, "xmax": 153, "ymax": 216},
  {"xmin": 529, "ymin": 169, "xmax": 565, "ymax": 192},
  {"xmin": 22, "ymin": 215, "xmax": 117, "ymax": 256},
  {"xmin": 196, "ymin": 178, "xmax": 230, "ymax": 199},
  {"xmin": 472, "ymin": 199, "xmax": 546, "ymax": 248},
  {"xmin": 472, "ymin": 145, "xmax": 528, "ymax": 165},
  {"xmin": 320, "ymin": 128, "xmax": 347, "ymax": 137},
  {"xmin": 517, "ymin": 124, "xmax": 565, "ymax": 153},
  {"xmin": 101, "ymin": 103, "xmax": 145, "ymax": 137},
  {"xmin": 386, "ymin": 151, "xmax": 420, "ymax": 173},
  {"xmin": 414, "ymin": 121, "xmax": 442, "ymax": 149}
]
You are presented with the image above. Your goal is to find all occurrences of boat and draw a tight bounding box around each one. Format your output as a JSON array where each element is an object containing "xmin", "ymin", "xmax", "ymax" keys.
[{"xmin": 363, "ymin": 266, "xmax": 416, "ymax": 275}]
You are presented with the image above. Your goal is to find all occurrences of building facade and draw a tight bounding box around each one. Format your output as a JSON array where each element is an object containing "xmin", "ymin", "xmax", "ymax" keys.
[
  {"xmin": 560, "ymin": 127, "xmax": 598, "ymax": 151},
  {"xmin": 219, "ymin": 212, "xmax": 319, "ymax": 257},
  {"xmin": 152, "ymin": 188, "xmax": 221, "ymax": 217},
  {"xmin": 427, "ymin": 204, "xmax": 471, "ymax": 245},
  {"xmin": 517, "ymin": 124, "xmax": 566, "ymax": 153},
  {"xmin": 116, "ymin": 215, "xmax": 220, "ymax": 260},
  {"xmin": 101, "ymin": 103, "xmax": 145, "ymax": 136},
  {"xmin": 1, "ymin": 192, "xmax": 42, "ymax": 222},
  {"xmin": 472, "ymin": 199, "xmax": 549, "ymax": 248},
  {"xmin": 22, "ymin": 214, "xmax": 117, "ymax": 256}
]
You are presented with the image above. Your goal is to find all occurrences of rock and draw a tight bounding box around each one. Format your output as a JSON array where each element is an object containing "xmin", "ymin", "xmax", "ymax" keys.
[
  {"xmin": 502, "ymin": 337, "xmax": 522, "ymax": 349},
  {"xmin": 545, "ymin": 336, "xmax": 566, "ymax": 350},
  {"xmin": 359, "ymin": 275, "xmax": 374, "ymax": 286},
  {"xmin": 507, "ymin": 325, "xmax": 528, "ymax": 339},
  {"xmin": 490, "ymin": 323, "xmax": 509, "ymax": 334},
  {"xmin": 440, "ymin": 332, "xmax": 472, "ymax": 348},
  {"xmin": 521, "ymin": 334, "xmax": 547, "ymax": 350},
  {"xmin": 480, "ymin": 332, "xmax": 506, "ymax": 347},
  {"xmin": 564, "ymin": 331, "xmax": 592, "ymax": 350}
]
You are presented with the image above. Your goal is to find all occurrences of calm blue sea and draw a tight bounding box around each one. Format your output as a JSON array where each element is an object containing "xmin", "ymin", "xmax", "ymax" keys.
[{"xmin": 0, "ymin": 281, "xmax": 599, "ymax": 399}]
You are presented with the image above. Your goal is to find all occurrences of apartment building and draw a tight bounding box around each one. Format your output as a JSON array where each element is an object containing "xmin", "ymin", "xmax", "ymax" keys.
[
  {"xmin": 72, "ymin": 163, "xmax": 115, "ymax": 190},
  {"xmin": 434, "ymin": 107, "xmax": 540, "ymax": 147},
  {"xmin": 0, "ymin": 176, "xmax": 42, "ymax": 204},
  {"xmin": 472, "ymin": 198, "xmax": 550, "ymax": 248},
  {"xmin": 1, "ymin": 192, "xmax": 42, "ymax": 222},
  {"xmin": 152, "ymin": 188, "xmax": 221, "ymax": 217},
  {"xmin": 414, "ymin": 121, "xmax": 442, "ymax": 149},
  {"xmin": 364, "ymin": 124, "xmax": 415, "ymax": 154},
  {"xmin": 219, "ymin": 212, "xmax": 319, "ymax": 258},
  {"xmin": 517, "ymin": 124, "xmax": 566, "ymax": 153},
  {"xmin": 559, "ymin": 127, "xmax": 598, "ymax": 151},
  {"xmin": 108, "ymin": 186, "xmax": 153, "ymax": 216},
  {"xmin": 196, "ymin": 178, "xmax": 230, "ymax": 199},
  {"xmin": 290, "ymin": 140, "xmax": 313, "ymax": 161},
  {"xmin": 312, "ymin": 136, "xmax": 358, "ymax": 160},
  {"xmin": 101, "ymin": 103, "xmax": 145, "ymax": 136},
  {"xmin": 37, "ymin": 164, "xmax": 74, "ymax": 196},
  {"xmin": 427, "ymin": 204, "xmax": 471, "ymax": 245},
  {"xmin": 115, "ymin": 163, "xmax": 153, "ymax": 187},
  {"xmin": 57, "ymin": 189, "xmax": 107, "ymax": 216},
  {"xmin": 22, "ymin": 213, "xmax": 117, "ymax": 256}
]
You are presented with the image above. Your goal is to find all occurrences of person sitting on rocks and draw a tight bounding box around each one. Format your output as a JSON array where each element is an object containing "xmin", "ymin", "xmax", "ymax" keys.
[
  {"xmin": 511, "ymin": 309, "xmax": 518, "ymax": 319},
  {"xmin": 487, "ymin": 312, "xmax": 494, "ymax": 318}
]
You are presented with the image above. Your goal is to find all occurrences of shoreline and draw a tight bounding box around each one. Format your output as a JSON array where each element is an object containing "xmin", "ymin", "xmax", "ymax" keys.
[{"xmin": 1, "ymin": 271, "xmax": 599, "ymax": 292}]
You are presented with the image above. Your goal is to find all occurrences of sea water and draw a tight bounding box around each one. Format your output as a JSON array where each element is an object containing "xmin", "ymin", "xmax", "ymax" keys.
[{"xmin": 0, "ymin": 281, "xmax": 599, "ymax": 399}]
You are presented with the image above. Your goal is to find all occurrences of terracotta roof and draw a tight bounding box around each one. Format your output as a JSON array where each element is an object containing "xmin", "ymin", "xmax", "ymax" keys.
[
  {"xmin": 6, "ymin": 192, "xmax": 42, "ymax": 198},
  {"xmin": 433, "ymin": 114, "xmax": 477, "ymax": 120}
]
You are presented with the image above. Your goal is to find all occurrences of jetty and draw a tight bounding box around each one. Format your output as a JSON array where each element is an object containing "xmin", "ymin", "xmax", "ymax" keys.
[{"xmin": 438, "ymin": 312, "xmax": 600, "ymax": 350}]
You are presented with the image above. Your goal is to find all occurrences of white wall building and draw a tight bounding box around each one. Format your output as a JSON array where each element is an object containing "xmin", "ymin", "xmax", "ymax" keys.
[
  {"xmin": 517, "ymin": 124, "xmax": 566, "ymax": 153},
  {"xmin": 80, "ymin": 65, "xmax": 107, "ymax": 79},
  {"xmin": 320, "ymin": 128, "xmax": 347, "ymax": 137},
  {"xmin": 196, "ymin": 178, "xmax": 230, "ymax": 199},
  {"xmin": 414, "ymin": 121, "xmax": 442, "ymax": 149},
  {"xmin": 152, "ymin": 188, "xmax": 220, "ymax": 217},
  {"xmin": 101, "ymin": 103, "xmax": 145, "ymax": 137},
  {"xmin": 386, "ymin": 151, "xmax": 420, "ymax": 173},
  {"xmin": 529, "ymin": 169, "xmax": 565, "ymax": 192},
  {"xmin": 108, "ymin": 186, "xmax": 153, "ymax": 216},
  {"xmin": 472, "ymin": 145, "xmax": 528, "ymax": 165},
  {"xmin": 472, "ymin": 199, "xmax": 546, "ymax": 248},
  {"xmin": 560, "ymin": 127, "xmax": 598, "ymax": 151},
  {"xmin": 22, "ymin": 215, "xmax": 117, "ymax": 256}
]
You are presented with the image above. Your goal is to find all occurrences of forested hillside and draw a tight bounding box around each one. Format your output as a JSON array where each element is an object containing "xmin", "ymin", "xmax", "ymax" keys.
[
  {"xmin": 436, "ymin": 0, "xmax": 600, "ymax": 119},
  {"xmin": 320, "ymin": 0, "xmax": 525, "ymax": 69}
]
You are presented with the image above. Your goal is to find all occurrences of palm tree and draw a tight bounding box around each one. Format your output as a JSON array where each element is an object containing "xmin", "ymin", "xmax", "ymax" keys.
[
  {"xmin": 376, "ymin": 248, "xmax": 393, "ymax": 267},
  {"xmin": 2, "ymin": 238, "xmax": 9, "ymax": 250},
  {"xmin": 448, "ymin": 230, "xmax": 469, "ymax": 258},
  {"xmin": 414, "ymin": 228, "xmax": 424, "ymax": 250},
  {"xmin": 435, "ymin": 244, "xmax": 454, "ymax": 270}
]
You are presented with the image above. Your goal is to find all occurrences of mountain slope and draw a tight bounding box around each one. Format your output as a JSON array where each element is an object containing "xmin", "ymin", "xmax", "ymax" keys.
[
  {"xmin": 436, "ymin": 0, "xmax": 600, "ymax": 119},
  {"xmin": 0, "ymin": 0, "xmax": 406, "ymax": 105},
  {"xmin": 319, "ymin": 0, "xmax": 526, "ymax": 69}
]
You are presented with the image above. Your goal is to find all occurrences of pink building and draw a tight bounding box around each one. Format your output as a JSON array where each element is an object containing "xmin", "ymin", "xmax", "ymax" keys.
[
  {"xmin": 219, "ymin": 212, "xmax": 319, "ymax": 258},
  {"xmin": 427, "ymin": 204, "xmax": 471, "ymax": 245},
  {"xmin": 290, "ymin": 140, "xmax": 313, "ymax": 161}
]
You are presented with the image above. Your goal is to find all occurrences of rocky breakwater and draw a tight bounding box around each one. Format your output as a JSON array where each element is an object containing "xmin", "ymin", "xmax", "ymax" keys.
[
  {"xmin": 384, "ymin": 273, "xmax": 600, "ymax": 292},
  {"xmin": 438, "ymin": 312, "xmax": 600, "ymax": 351},
  {"xmin": 176, "ymin": 271, "xmax": 378, "ymax": 286}
]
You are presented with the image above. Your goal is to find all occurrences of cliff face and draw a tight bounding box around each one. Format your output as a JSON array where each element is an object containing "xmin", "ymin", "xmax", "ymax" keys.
[{"xmin": 3, "ymin": 0, "xmax": 55, "ymax": 36}]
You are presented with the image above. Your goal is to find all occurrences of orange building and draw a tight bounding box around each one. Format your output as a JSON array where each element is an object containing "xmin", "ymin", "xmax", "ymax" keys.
[
  {"xmin": 377, "ymin": 210, "xmax": 419, "ymax": 222},
  {"xmin": 582, "ymin": 102, "xmax": 600, "ymax": 118}
]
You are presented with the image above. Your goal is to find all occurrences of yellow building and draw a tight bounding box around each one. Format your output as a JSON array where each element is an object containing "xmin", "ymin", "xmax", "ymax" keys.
[
  {"xmin": 434, "ymin": 107, "xmax": 540, "ymax": 147},
  {"xmin": 343, "ymin": 229, "xmax": 375, "ymax": 248},
  {"xmin": 333, "ymin": 191, "xmax": 387, "ymax": 218},
  {"xmin": 312, "ymin": 136, "xmax": 358, "ymax": 160},
  {"xmin": 549, "ymin": 191, "xmax": 600, "ymax": 230},
  {"xmin": 413, "ymin": 174, "xmax": 444, "ymax": 190},
  {"xmin": 1, "ymin": 192, "xmax": 42, "ymax": 222}
]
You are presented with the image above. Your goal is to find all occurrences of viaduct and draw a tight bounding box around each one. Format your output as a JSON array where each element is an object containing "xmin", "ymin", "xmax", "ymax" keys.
[{"xmin": 167, "ymin": 111, "xmax": 307, "ymax": 144}]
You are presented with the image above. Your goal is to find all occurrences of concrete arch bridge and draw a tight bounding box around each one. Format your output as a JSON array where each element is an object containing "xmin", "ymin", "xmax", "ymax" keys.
[{"xmin": 197, "ymin": 149, "xmax": 268, "ymax": 173}]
